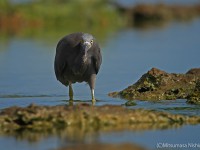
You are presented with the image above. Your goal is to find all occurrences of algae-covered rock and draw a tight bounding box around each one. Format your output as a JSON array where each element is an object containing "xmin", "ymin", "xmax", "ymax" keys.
[
  {"xmin": 109, "ymin": 68, "xmax": 200, "ymax": 102},
  {"xmin": 0, "ymin": 103, "xmax": 200, "ymax": 131},
  {"xmin": 187, "ymin": 79, "xmax": 200, "ymax": 104}
]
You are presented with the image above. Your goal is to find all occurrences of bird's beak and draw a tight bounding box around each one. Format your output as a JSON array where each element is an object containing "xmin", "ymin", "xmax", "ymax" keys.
[{"xmin": 82, "ymin": 41, "xmax": 91, "ymax": 55}]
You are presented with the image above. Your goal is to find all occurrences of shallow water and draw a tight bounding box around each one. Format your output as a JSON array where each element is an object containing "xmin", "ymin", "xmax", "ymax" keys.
[{"xmin": 0, "ymin": 18, "xmax": 200, "ymax": 149}]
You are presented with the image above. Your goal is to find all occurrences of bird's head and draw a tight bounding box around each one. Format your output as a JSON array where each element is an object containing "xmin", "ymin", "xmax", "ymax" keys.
[{"xmin": 81, "ymin": 33, "xmax": 94, "ymax": 57}]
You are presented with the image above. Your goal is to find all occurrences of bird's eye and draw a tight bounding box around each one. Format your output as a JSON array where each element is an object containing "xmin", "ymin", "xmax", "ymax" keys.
[{"xmin": 90, "ymin": 40, "xmax": 93, "ymax": 45}]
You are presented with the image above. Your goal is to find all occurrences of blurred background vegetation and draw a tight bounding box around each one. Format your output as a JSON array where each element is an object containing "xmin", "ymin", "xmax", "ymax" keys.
[
  {"xmin": 0, "ymin": 0, "xmax": 200, "ymax": 40},
  {"xmin": 0, "ymin": 0, "xmax": 123, "ymax": 40}
]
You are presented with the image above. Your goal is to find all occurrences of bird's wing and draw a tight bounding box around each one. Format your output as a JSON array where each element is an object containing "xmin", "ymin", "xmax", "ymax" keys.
[
  {"xmin": 54, "ymin": 39, "xmax": 68, "ymax": 80},
  {"xmin": 92, "ymin": 46, "xmax": 102, "ymax": 74},
  {"xmin": 55, "ymin": 33, "xmax": 83, "ymax": 78}
]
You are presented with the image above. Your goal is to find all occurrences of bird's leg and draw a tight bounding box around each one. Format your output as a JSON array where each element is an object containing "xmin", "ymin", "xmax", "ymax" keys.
[
  {"xmin": 69, "ymin": 81, "xmax": 74, "ymax": 101},
  {"xmin": 89, "ymin": 74, "xmax": 96, "ymax": 102},
  {"xmin": 91, "ymin": 88, "xmax": 95, "ymax": 102}
]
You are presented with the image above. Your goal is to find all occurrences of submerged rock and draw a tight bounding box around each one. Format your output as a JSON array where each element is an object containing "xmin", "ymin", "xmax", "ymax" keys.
[
  {"xmin": 56, "ymin": 143, "xmax": 146, "ymax": 150},
  {"xmin": 0, "ymin": 103, "xmax": 200, "ymax": 131},
  {"xmin": 109, "ymin": 68, "xmax": 200, "ymax": 103}
]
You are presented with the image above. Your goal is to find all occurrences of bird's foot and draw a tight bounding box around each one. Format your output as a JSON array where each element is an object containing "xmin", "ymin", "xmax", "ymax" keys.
[
  {"xmin": 92, "ymin": 98, "xmax": 96, "ymax": 105},
  {"xmin": 69, "ymin": 96, "xmax": 73, "ymax": 102},
  {"xmin": 68, "ymin": 99, "xmax": 74, "ymax": 106},
  {"xmin": 69, "ymin": 98, "xmax": 73, "ymax": 102}
]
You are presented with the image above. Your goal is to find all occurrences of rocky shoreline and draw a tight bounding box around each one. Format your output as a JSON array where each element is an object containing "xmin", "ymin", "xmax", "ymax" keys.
[
  {"xmin": 0, "ymin": 103, "xmax": 200, "ymax": 132},
  {"xmin": 109, "ymin": 68, "xmax": 200, "ymax": 104}
]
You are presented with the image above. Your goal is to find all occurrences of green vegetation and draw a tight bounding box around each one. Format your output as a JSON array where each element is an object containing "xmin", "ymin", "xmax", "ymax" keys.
[{"xmin": 0, "ymin": 0, "xmax": 123, "ymax": 40}]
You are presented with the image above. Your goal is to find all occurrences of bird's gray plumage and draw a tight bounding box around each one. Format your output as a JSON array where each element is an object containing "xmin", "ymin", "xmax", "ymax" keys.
[{"xmin": 54, "ymin": 32, "xmax": 102, "ymax": 102}]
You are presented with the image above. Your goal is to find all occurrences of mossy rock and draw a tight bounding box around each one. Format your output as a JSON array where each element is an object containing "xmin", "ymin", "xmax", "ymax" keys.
[{"xmin": 109, "ymin": 68, "xmax": 200, "ymax": 103}]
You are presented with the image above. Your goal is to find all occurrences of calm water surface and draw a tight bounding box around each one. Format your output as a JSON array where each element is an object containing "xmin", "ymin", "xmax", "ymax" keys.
[{"xmin": 0, "ymin": 19, "xmax": 200, "ymax": 149}]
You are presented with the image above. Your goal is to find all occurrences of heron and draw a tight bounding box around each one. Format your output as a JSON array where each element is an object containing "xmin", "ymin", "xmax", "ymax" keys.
[{"xmin": 54, "ymin": 32, "xmax": 102, "ymax": 102}]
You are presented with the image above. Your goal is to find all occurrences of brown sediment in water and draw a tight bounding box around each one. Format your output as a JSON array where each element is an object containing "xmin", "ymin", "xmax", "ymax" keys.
[
  {"xmin": 55, "ymin": 143, "xmax": 146, "ymax": 150},
  {"xmin": 108, "ymin": 68, "xmax": 200, "ymax": 104}
]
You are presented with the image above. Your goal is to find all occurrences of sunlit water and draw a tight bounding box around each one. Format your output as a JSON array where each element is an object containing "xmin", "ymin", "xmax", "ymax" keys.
[{"xmin": 0, "ymin": 18, "xmax": 200, "ymax": 150}]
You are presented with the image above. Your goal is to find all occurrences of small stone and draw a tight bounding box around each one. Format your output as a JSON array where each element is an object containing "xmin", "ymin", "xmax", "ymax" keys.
[{"xmin": 125, "ymin": 100, "xmax": 137, "ymax": 106}]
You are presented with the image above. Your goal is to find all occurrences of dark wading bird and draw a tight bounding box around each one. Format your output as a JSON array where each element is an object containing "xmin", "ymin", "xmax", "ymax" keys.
[{"xmin": 54, "ymin": 32, "xmax": 102, "ymax": 102}]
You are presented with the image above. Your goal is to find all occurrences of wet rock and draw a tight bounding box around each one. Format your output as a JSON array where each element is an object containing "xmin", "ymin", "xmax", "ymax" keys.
[
  {"xmin": 0, "ymin": 104, "xmax": 200, "ymax": 131},
  {"xmin": 109, "ymin": 68, "xmax": 200, "ymax": 102},
  {"xmin": 125, "ymin": 100, "xmax": 137, "ymax": 106}
]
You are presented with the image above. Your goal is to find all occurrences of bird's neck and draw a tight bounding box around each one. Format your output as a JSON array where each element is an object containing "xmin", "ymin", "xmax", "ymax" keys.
[
  {"xmin": 78, "ymin": 45, "xmax": 88, "ymax": 64},
  {"xmin": 72, "ymin": 51, "xmax": 87, "ymax": 75}
]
